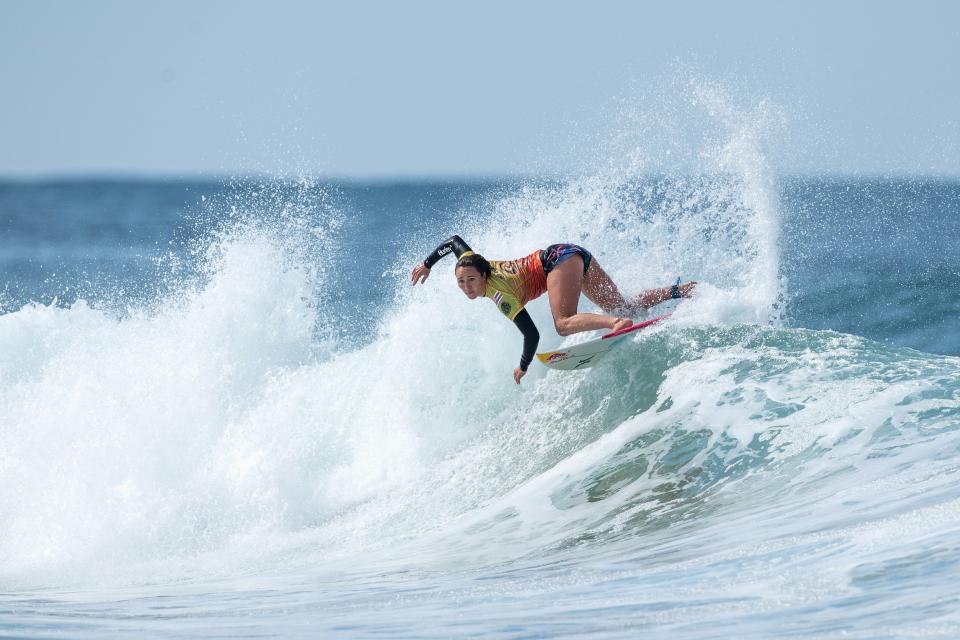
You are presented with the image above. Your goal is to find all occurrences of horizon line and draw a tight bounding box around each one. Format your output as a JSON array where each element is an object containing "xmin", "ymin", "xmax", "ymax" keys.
[{"xmin": 3, "ymin": 169, "xmax": 960, "ymax": 184}]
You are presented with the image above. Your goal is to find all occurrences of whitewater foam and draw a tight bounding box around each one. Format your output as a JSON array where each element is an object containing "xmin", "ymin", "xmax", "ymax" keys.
[{"xmin": 0, "ymin": 82, "xmax": 797, "ymax": 590}]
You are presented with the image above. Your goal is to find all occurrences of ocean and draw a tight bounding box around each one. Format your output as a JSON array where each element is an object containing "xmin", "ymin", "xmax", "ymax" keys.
[{"xmin": 1, "ymin": 168, "xmax": 959, "ymax": 638}]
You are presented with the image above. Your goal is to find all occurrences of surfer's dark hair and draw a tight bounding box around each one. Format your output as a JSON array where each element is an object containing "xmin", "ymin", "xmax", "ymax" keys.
[{"xmin": 455, "ymin": 253, "xmax": 491, "ymax": 278}]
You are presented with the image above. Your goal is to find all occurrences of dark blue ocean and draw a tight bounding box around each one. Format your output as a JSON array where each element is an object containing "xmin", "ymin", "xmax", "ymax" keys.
[
  {"xmin": 2, "ymin": 172, "xmax": 960, "ymax": 638},
  {"xmin": 4, "ymin": 176, "xmax": 958, "ymax": 353}
]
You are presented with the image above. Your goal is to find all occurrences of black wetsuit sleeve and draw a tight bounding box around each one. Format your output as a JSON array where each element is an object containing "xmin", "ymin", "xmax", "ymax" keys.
[
  {"xmin": 423, "ymin": 235, "xmax": 473, "ymax": 268},
  {"xmin": 512, "ymin": 308, "xmax": 540, "ymax": 372}
]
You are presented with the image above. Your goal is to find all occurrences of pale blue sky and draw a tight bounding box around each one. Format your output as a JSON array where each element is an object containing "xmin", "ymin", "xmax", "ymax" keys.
[{"xmin": 2, "ymin": 0, "xmax": 959, "ymax": 178}]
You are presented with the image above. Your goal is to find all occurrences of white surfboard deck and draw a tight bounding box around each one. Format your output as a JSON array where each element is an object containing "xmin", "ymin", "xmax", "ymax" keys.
[{"xmin": 536, "ymin": 314, "xmax": 670, "ymax": 371}]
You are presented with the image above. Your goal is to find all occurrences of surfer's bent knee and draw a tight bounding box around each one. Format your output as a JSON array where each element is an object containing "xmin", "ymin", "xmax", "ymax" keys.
[{"xmin": 554, "ymin": 316, "xmax": 576, "ymax": 337}]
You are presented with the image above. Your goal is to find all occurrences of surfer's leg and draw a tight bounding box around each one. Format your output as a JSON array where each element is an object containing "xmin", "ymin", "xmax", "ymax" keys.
[
  {"xmin": 631, "ymin": 281, "xmax": 698, "ymax": 309},
  {"xmin": 547, "ymin": 256, "xmax": 630, "ymax": 336},
  {"xmin": 581, "ymin": 260, "xmax": 630, "ymax": 313},
  {"xmin": 581, "ymin": 256, "xmax": 696, "ymax": 312}
]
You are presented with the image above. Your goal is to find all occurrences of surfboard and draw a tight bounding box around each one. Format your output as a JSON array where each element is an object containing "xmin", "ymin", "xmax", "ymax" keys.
[{"xmin": 536, "ymin": 313, "xmax": 671, "ymax": 371}]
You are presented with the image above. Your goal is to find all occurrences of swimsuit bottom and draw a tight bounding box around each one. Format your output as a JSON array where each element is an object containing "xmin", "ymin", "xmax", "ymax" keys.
[{"xmin": 540, "ymin": 243, "xmax": 593, "ymax": 276}]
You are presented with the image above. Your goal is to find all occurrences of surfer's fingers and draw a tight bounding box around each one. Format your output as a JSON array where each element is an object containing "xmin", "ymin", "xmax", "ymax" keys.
[
  {"xmin": 411, "ymin": 264, "xmax": 430, "ymax": 285},
  {"xmin": 513, "ymin": 367, "xmax": 526, "ymax": 384}
]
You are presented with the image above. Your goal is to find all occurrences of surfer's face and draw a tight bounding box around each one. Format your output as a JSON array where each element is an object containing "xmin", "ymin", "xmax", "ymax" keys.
[{"xmin": 455, "ymin": 265, "xmax": 485, "ymax": 299}]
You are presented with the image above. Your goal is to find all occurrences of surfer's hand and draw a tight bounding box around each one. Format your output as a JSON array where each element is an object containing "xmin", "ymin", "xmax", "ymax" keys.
[
  {"xmin": 513, "ymin": 367, "xmax": 526, "ymax": 385},
  {"xmin": 411, "ymin": 262, "xmax": 431, "ymax": 285},
  {"xmin": 612, "ymin": 317, "xmax": 632, "ymax": 332}
]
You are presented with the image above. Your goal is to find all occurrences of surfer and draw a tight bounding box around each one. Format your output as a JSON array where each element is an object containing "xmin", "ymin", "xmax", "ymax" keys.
[{"xmin": 410, "ymin": 236, "xmax": 695, "ymax": 384}]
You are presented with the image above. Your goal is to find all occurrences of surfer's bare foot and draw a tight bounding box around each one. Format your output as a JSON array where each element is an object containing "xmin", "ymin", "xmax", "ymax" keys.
[{"xmin": 678, "ymin": 281, "xmax": 697, "ymax": 297}]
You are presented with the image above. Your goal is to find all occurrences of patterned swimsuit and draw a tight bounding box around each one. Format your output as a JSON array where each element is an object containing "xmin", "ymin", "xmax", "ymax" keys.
[{"xmin": 485, "ymin": 244, "xmax": 593, "ymax": 319}]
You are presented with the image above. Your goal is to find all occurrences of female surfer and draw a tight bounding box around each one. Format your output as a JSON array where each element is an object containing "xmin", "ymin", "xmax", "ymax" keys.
[{"xmin": 410, "ymin": 236, "xmax": 696, "ymax": 384}]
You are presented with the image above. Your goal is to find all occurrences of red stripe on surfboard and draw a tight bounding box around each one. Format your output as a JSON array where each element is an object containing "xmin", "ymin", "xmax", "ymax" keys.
[{"xmin": 601, "ymin": 313, "xmax": 672, "ymax": 340}]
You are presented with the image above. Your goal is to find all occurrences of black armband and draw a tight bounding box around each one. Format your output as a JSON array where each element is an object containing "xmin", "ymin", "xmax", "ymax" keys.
[
  {"xmin": 512, "ymin": 308, "xmax": 540, "ymax": 371},
  {"xmin": 423, "ymin": 235, "xmax": 473, "ymax": 268}
]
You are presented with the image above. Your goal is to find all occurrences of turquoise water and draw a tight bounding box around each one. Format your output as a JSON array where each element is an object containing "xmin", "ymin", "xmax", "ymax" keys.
[{"xmin": 1, "ymin": 165, "xmax": 959, "ymax": 637}]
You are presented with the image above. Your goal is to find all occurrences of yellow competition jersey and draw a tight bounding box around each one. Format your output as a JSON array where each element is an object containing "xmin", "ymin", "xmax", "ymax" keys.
[{"xmin": 484, "ymin": 250, "xmax": 547, "ymax": 320}]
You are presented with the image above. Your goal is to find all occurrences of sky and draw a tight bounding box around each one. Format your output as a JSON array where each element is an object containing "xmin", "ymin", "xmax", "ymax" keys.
[{"xmin": 2, "ymin": 0, "xmax": 959, "ymax": 178}]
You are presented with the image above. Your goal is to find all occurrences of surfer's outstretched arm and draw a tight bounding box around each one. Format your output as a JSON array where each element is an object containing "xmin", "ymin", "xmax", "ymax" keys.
[
  {"xmin": 411, "ymin": 235, "xmax": 474, "ymax": 285},
  {"xmin": 512, "ymin": 308, "xmax": 539, "ymax": 384}
]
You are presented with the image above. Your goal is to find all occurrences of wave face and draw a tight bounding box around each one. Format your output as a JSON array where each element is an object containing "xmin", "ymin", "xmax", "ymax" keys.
[{"xmin": 2, "ymin": 94, "xmax": 960, "ymax": 637}]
